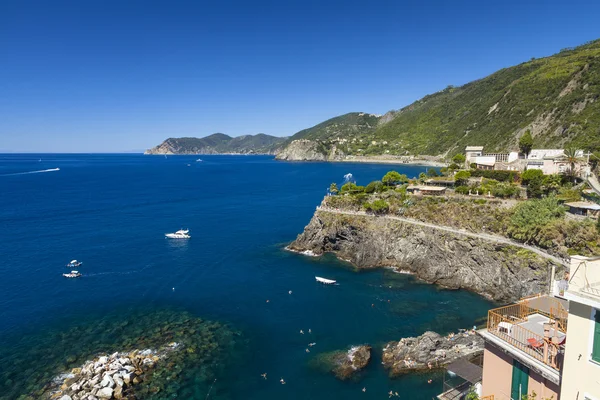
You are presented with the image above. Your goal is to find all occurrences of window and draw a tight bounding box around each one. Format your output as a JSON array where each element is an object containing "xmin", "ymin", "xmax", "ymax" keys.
[{"xmin": 592, "ymin": 309, "xmax": 600, "ymax": 363}]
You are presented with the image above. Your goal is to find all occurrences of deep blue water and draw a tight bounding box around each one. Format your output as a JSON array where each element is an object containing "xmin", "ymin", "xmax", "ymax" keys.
[{"xmin": 0, "ymin": 154, "xmax": 493, "ymax": 399}]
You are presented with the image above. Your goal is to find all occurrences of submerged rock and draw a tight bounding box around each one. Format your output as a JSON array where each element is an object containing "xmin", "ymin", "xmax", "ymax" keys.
[
  {"xmin": 312, "ymin": 345, "xmax": 372, "ymax": 381},
  {"xmin": 382, "ymin": 331, "xmax": 483, "ymax": 377}
]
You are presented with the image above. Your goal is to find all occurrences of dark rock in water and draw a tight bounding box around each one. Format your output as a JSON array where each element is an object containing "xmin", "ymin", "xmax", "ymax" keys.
[
  {"xmin": 312, "ymin": 345, "xmax": 372, "ymax": 381},
  {"xmin": 382, "ymin": 331, "xmax": 483, "ymax": 377}
]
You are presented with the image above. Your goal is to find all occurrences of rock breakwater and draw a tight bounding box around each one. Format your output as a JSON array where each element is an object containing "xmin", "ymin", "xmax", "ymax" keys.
[
  {"xmin": 382, "ymin": 331, "xmax": 483, "ymax": 377},
  {"xmin": 310, "ymin": 345, "xmax": 372, "ymax": 381},
  {"xmin": 49, "ymin": 343, "xmax": 180, "ymax": 400}
]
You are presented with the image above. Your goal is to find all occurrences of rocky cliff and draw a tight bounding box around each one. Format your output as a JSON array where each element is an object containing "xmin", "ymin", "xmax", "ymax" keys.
[
  {"xmin": 288, "ymin": 210, "xmax": 562, "ymax": 302},
  {"xmin": 275, "ymin": 139, "xmax": 346, "ymax": 161}
]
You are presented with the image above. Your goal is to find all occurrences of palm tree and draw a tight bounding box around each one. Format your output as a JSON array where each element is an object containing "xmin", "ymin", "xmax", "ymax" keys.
[{"xmin": 562, "ymin": 147, "xmax": 584, "ymax": 182}]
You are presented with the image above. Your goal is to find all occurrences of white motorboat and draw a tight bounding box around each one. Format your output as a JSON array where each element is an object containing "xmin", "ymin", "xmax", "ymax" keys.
[
  {"xmin": 165, "ymin": 229, "xmax": 191, "ymax": 239},
  {"xmin": 66, "ymin": 260, "xmax": 82, "ymax": 268},
  {"xmin": 196, "ymin": 159, "xmax": 203, "ymax": 162},
  {"xmin": 63, "ymin": 270, "xmax": 82, "ymax": 278},
  {"xmin": 315, "ymin": 276, "xmax": 336, "ymax": 285}
]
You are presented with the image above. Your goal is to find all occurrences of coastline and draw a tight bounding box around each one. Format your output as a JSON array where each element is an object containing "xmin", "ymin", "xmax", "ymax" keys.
[{"xmin": 334, "ymin": 156, "xmax": 446, "ymax": 167}]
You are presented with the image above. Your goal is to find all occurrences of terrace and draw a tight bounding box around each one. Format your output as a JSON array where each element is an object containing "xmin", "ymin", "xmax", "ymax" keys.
[{"xmin": 483, "ymin": 295, "xmax": 568, "ymax": 372}]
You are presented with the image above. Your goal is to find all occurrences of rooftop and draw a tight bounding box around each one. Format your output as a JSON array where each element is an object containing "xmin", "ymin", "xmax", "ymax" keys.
[
  {"xmin": 406, "ymin": 185, "xmax": 447, "ymax": 192},
  {"xmin": 565, "ymin": 201, "xmax": 600, "ymax": 211},
  {"xmin": 465, "ymin": 146, "xmax": 484, "ymax": 151}
]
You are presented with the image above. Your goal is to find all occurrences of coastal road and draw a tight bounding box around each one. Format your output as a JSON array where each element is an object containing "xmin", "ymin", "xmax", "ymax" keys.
[{"xmin": 316, "ymin": 207, "xmax": 569, "ymax": 267}]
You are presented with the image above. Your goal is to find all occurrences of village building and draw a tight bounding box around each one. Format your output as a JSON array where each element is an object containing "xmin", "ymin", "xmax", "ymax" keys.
[
  {"xmin": 464, "ymin": 146, "xmax": 586, "ymax": 175},
  {"xmin": 561, "ymin": 255, "xmax": 600, "ymax": 400},
  {"xmin": 477, "ymin": 294, "xmax": 567, "ymax": 400},
  {"xmin": 564, "ymin": 201, "xmax": 600, "ymax": 218},
  {"xmin": 406, "ymin": 185, "xmax": 447, "ymax": 195}
]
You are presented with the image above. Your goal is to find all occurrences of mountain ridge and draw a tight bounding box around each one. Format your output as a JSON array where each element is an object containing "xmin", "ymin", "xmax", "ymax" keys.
[
  {"xmin": 145, "ymin": 133, "xmax": 287, "ymax": 155},
  {"xmin": 277, "ymin": 38, "xmax": 600, "ymax": 161}
]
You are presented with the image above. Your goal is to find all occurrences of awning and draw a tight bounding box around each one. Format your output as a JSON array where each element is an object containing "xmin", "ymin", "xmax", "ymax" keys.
[{"xmin": 446, "ymin": 359, "xmax": 483, "ymax": 384}]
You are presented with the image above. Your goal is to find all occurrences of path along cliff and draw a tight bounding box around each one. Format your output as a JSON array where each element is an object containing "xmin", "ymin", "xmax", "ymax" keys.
[{"xmin": 288, "ymin": 207, "xmax": 565, "ymax": 302}]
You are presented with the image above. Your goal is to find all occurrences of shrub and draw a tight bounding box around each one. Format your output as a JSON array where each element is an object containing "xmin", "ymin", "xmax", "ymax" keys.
[
  {"xmin": 427, "ymin": 168, "xmax": 439, "ymax": 177},
  {"xmin": 508, "ymin": 197, "xmax": 565, "ymax": 243},
  {"xmin": 365, "ymin": 180, "xmax": 385, "ymax": 194},
  {"xmin": 470, "ymin": 169, "xmax": 520, "ymax": 182},
  {"xmin": 521, "ymin": 169, "xmax": 544, "ymax": 185},
  {"xmin": 455, "ymin": 185, "xmax": 470, "ymax": 195},
  {"xmin": 329, "ymin": 183, "xmax": 338, "ymax": 194},
  {"xmin": 364, "ymin": 199, "xmax": 389, "ymax": 214},
  {"xmin": 454, "ymin": 170, "xmax": 471, "ymax": 186},
  {"xmin": 340, "ymin": 182, "xmax": 364, "ymax": 194}
]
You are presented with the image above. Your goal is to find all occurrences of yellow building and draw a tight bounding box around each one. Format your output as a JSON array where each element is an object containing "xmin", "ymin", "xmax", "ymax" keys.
[{"xmin": 561, "ymin": 255, "xmax": 600, "ymax": 400}]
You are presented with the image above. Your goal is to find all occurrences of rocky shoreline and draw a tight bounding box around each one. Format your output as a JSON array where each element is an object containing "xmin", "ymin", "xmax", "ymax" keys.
[
  {"xmin": 288, "ymin": 208, "xmax": 562, "ymax": 302},
  {"xmin": 47, "ymin": 343, "xmax": 180, "ymax": 400},
  {"xmin": 310, "ymin": 345, "xmax": 372, "ymax": 381},
  {"xmin": 382, "ymin": 331, "xmax": 483, "ymax": 377}
]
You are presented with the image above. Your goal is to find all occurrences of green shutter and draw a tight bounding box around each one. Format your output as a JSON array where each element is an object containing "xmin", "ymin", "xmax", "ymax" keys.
[
  {"xmin": 511, "ymin": 360, "xmax": 529, "ymax": 399},
  {"xmin": 592, "ymin": 310, "xmax": 600, "ymax": 363}
]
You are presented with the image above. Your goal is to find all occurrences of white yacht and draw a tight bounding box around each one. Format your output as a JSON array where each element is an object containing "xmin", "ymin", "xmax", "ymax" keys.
[
  {"xmin": 66, "ymin": 260, "xmax": 82, "ymax": 268},
  {"xmin": 63, "ymin": 271, "xmax": 82, "ymax": 278},
  {"xmin": 165, "ymin": 229, "xmax": 191, "ymax": 239}
]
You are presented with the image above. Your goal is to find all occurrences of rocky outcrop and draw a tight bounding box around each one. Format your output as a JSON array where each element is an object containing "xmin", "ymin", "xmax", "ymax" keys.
[
  {"xmin": 288, "ymin": 210, "xmax": 562, "ymax": 302},
  {"xmin": 382, "ymin": 331, "xmax": 483, "ymax": 377},
  {"xmin": 46, "ymin": 343, "xmax": 180, "ymax": 400},
  {"xmin": 275, "ymin": 139, "xmax": 329, "ymax": 161},
  {"xmin": 311, "ymin": 345, "xmax": 372, "ymax": 381}
]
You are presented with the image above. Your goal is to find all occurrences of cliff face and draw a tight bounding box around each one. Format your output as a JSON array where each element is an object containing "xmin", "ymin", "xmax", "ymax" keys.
[
  {"xmin": 275, "ymin": 139, "xmax": 346, "ymax": 161},
  {"xmin": 288, "ymin": 210, "xmax": 561, "ymax": 302}
]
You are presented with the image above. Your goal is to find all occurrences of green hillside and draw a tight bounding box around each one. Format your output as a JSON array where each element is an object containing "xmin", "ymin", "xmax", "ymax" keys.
[
  {"xmin": 145, "ymin": 133, "xmax": 287, "ymax": 155},
  {"xmin": 280, "ymin": 38, "xmax": 600, "ymax": 159},
  {"xmin": 286, "ymin": 112, "xmax": 381, "ymax": 142}
]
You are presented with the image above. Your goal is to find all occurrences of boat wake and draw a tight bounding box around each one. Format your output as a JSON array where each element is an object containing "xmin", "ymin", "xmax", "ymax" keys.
[
  {"xmin": 1, "ymin": 168, "xmax": 60, "ymax": 176},
  {"xmin": 84, "ymin": 265, "xmax": 152, "ymax": 277}
]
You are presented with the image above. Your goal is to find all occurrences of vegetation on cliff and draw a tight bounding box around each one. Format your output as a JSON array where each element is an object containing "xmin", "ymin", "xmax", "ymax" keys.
[
  {"xmin": 145, "ymin": 133, "xmax": 287, "ymax": 155},
  {"xmin": 323, "ymin": 170, "xmax": 600, "ymax": 258}
]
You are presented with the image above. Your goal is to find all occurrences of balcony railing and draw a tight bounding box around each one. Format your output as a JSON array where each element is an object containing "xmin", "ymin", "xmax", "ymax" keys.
[{"xmin": 486, "ymin": 299, "xmax": 566, "ymax": 371}]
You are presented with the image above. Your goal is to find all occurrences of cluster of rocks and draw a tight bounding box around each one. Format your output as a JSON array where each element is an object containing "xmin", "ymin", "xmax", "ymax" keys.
[
  {"xmin": 382, "ymin": 331, "xmax": 483, "ymax": 376},
  {"xmin": 49, "ymin": 343, "xmax": 180, "ymax": 400},
  {"xmin": 321, "ymin": 345, "xmax": 372, "ymax": 381}
]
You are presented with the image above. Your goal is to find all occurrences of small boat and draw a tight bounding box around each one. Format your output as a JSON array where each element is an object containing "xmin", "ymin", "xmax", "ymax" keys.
[
  {"xmin": 66, "ymin": 260, "xmax": 82, "ymax": 268},
  {"xmin": 196, "ymin": 159, "xmax": 203, "ymax": 162},
  {"xmin": 165, "ymin": 229, "xmax": 191, "ymax": 239},
  {"xmin": 315, "ymin": 276, "xmax": 336, "ymax": 285},
  {"xmin": 187, "ymin": 164, "xmax": 191, "ymax": 167},
  {"xmin": 63, "ymin": 270, "xmax": 82, "ymax": 278}
]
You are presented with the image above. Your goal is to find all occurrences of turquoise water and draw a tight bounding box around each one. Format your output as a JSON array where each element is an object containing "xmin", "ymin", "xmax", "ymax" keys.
[{"xmin": 0, "ymin": 155, "xmax": 493, "ymax": 399}]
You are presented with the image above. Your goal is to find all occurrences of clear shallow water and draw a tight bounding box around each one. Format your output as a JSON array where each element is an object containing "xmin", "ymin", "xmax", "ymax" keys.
[{"xmin": 0, "ymin": 154, "xmax": 493, "ymax": 399}]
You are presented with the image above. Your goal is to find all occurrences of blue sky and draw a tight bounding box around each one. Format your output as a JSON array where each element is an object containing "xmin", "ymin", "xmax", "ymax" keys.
[{"xmin": 1, "ymin": 0, "xmax": 599, "ymax": 152}]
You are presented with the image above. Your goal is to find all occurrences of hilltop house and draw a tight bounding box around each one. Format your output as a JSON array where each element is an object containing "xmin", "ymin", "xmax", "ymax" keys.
[{"xmin": 464, "ymin": 146, "xmax": 585, "ymax": 175}]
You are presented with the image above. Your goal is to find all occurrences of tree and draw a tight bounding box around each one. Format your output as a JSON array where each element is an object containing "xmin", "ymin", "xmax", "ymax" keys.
[
  {"xmin": 329, "ymin": 183, "xmax": 338, "ymax": 194},
  {"xmin": 364, "ymin": 180, "xmax": 384, "ymax": 194},
  {"xmin": 427, "ymin": 168, "xmax": 439, "ymax": 177},
  {"xmin": 563, "ymin": 147, "xmax": 584, "ymax": 182},
  {"xmin": 452, "ymin": 153, "xmax": 466, "ymax": 165},
  {"xmin": 418, "ymin": 172, "xmax": 427, "ymax": 183},
  {"xmin": 364, "ymin": 199, "xmax": 389, "ymax": 214},
  {"xmin": 519, "ymin": 130, "xmax": 534, "ymax": 157},
  {"xmin": 508, "ymin": 196, "xmax": 565, "ymax": 243},
  {"xmin": 448, "ymin": 163, "xmax": 460, "ymax": 171},
  {"xmin": 454, "ymin": 170, "xmax": 471, "ymax": 186},
  {"xmin": 382, "ymin": 171, "xmax": 408, "ymax": 186},
  {"xmin": 526, "ymin": 175, "xmax": 544, "ymax": 198},
  {"xmin": 597, "ymin": 214, "xmax": 600, "ymax": 234}
]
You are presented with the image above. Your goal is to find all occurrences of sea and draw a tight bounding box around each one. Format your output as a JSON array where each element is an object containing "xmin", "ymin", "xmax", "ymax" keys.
[{"xmin": 0, "ymin": 154, "xmax": 494, "ymax": 400}]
